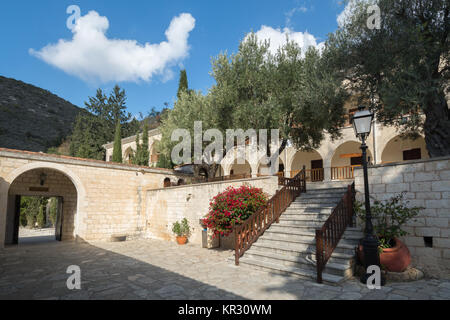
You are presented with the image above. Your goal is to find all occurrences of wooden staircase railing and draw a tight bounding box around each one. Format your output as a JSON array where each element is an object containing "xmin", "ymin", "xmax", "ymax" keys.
[
  {"xmin": 315, "ymin": 182, "xmax": 355, "ymax": 283},
  {"xmin": 235, "ymin": 167, "xmax": 306, "ymax": 265}
]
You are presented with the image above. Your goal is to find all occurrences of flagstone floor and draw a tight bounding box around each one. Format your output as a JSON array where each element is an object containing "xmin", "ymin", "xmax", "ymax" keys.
[{"xmin": 0, "ymin": 238, "xmax": 449, "ymax": 300}]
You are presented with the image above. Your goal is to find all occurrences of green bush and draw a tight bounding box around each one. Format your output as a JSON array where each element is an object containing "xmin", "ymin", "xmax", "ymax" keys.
[
  {"xmin": 172, "ymin": 218, "xmax": 190, "ymax": 237},
  {"xmin": 355, "ymin": 192, "xmax": 422, "ymax": 250},
  {"xmin": 37, "ymin": 206, "xmax": 46, "ymax": 228}
]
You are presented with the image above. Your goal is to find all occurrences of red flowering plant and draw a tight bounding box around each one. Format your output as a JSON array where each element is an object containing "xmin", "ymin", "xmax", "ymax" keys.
[{"xmin": 202, "ymin": 184, "xmax": 268, "ymax": 238}]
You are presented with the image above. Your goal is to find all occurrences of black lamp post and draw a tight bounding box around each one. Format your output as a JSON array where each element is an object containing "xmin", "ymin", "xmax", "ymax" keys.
[{"xmin": 351, "ymin": 106, "xmax": 384, "ymax": 285}]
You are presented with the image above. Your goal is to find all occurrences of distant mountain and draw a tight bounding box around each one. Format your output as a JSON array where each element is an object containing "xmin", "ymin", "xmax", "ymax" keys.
[{"xmin": 0, "ymin": 76, "xmax": 86, "ymax": 152}]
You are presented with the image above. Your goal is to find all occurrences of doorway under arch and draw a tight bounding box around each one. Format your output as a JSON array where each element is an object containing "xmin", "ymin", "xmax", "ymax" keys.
[
  {"xmin": 290, "ymin": 149, "xmax": 324, "ymax": 181},
  {"xmin": 5, "ymin": 168, "xmax": 78, "ymax": 245},
  {"xmin": 331, "ymin": 141, "xmax": 373, "ymax": 180}
]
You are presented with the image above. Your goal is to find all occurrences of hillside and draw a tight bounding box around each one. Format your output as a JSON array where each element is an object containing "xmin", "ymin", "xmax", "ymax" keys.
[{"xmin": 0, "ymin": 76, "xmax": 86, "ymax": 152}]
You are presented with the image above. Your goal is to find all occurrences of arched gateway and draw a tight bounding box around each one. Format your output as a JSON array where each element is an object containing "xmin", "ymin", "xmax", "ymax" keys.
[{"xmin": 1, "ymin": 162, "xmax": 85, "ymax": 245}]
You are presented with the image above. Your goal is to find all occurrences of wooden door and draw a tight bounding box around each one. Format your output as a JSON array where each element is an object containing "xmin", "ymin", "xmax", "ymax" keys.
[
  {"xmin": 12, "ymin": 196, "xmax": 21, "ymax": 244},
  {"xmin": 55, "ymin": 197, "xmax": 63, "ymax": 241},
  {"xmin": 311, "ymin": 159, "xmax": 323, "ymax": 169}
]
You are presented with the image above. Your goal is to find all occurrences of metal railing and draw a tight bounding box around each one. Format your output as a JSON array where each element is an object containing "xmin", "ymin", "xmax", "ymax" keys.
[
  {"xmin": 234, "ymin": 168, "xmax": 306, "ymax": 265},
  {"xmin": 315, "ymin": 182, "xmax": 355, "ymax": 283}
]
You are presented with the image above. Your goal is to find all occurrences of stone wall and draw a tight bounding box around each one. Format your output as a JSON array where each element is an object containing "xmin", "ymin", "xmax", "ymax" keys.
[
  {"xmin": 354, "ymin": 156, "xmax": 450, "ymax": 278},
  {"xmin": 144, "ymin": 176, "xmax": 279, "ymax": 245},
  {"xmin": 0, "ymin": 148, "xmax": 190, "ymax": 247}
]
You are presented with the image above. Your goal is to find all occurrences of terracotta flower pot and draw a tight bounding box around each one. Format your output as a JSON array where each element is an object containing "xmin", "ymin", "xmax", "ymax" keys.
[
  {"xmin": 380, "ymin": 238, "xmax": 411, "ymax": 272},
  {"xmin": 176, "ymin": 236, "xmax": 187, "ymax": 245},
  {"xmin": 357, "ymin": 237, "xmax": 411, "ymax": 272}
]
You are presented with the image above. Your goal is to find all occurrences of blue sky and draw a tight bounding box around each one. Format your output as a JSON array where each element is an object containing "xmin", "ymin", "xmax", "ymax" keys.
[{"xmin": 0, "ymin": 0, "xmax": 349, "ymax": 117}]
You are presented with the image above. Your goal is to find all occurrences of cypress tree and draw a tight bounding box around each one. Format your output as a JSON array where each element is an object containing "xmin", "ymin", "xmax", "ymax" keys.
[
  {"xmin": 131, "ymin": 131, "xmax": 141, "ymax": 165},
  {"xmin": 177, "ymin": 69, "xmax": 188, "ymax": 99},
  {"xmin": 141, "ymin": 122, "xmax": 149, "ymax": 165},
  {"xmin": 112, "ymin": 120, "xmax": 122, "ymax": 163}
]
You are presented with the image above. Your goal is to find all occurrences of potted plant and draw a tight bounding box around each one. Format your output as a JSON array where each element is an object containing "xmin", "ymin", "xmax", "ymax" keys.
[
  {"xmin": 172, "ymin": 218, "xmax": 190, "ymax": 245},
  {"xmin": 355, "ymin": 192, "xmax": 423, "ymax": 272}
]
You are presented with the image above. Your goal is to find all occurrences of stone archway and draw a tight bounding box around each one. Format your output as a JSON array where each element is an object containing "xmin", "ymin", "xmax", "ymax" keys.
[
  {"xmin": 381, "ymin": 135, "xmax": 429, "ymax": 164},
  {"xmin": 124, "ymin": 147, "xmax": 134, "ymax": 164},
  {"xmin": 289, "ymin": 149, "xmax": 324, "ymax": 180},
  {"xmin": 229, "ymin": 160, "xmax": 252, "ymax": 177},
  {"xmin": 4, "ymin": 167, "xmax": 80, "ymax": 244},
  {"xmin": 330, "ymin": 141, "xmax": 373, "ymax": 180},
  {"xmin": 0, "ymin": 162, "xmax": 86, "ymax": 245}
]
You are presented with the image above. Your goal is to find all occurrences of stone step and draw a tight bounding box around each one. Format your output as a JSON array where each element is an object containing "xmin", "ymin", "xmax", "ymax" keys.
[
  {"xmin": 237, "ymin": 257, "xmax": 345, "ymax": 284},
  {"xmin": 255, "ymin": 236, "xmax": 358, "ymax": 255},
  {"xmin": 294, "ymin": 197, "xmax": 342, "ymax": 204},
  {"xmin": 284, "ymin": 207, "xmax": 334, "ymax": 214},
  {"xmin": 271, "ymin": 223, "xmax": 362, "ymax": 233},
  {"xmin": 267, "ymin": 225, "xmax": 364, "ymax": 239},
  {"xmin": 262, "ymin": 229, "xmax": 363, "ymax": 243},
  {"xmin": 277, "ymin": 219, "xmax": 330, "ymax": 227},
  {"xmin": 278, "ymin": 213, "xmax": 330, "ymax": 221},
  {"xmin": 248, "ymin": 243, "xmax": 356, "ymax": 265},
  {"xmin": 243, "ymin": 249, "xmax": 353, "ymax": 277},
  {"xmin": 251, "ymin": 239, "xmax": 357, "ymax": 258},
  {"xmin": 303, "ymin": 187, "xmax": 348, "ymax": 195},
  {"xmin": 299, "ymin": 193, "xmax": 346, "ymax": 199},
  {"xmin": 289, "ymin": 202, "xmax": 340, "ymax": 208},
  {"xmin": 307, "ymin": 181, "xmax": 352, "ymax": 190}
]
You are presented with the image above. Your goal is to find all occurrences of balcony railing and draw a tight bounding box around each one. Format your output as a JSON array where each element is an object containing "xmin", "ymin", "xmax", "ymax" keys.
[
  {"xmin": 290, "ymin": 168, "xmax": 324, "ymax": 182},
  {"xmin": 330, "ymin": 165, "xmax": 360, "ymax": 180}
]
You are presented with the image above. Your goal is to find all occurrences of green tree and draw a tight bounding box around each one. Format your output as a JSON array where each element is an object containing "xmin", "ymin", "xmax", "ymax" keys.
[
  {"xmin": 140, "ymin": 122, "xmax": 150, "ymax": 165},
  {"xmin": 112, "ymin": 120, "xmax": 122, "ymax": 163},
  {"xmin": 325, "ymin": 0, "xmax": 450, "ymax": 156},
  {"xmin": 132, "ymin": 122, "xmax": 150, "ymax": 166},
  {"xmin": 69, "ymin": 86, "xmax": 139, "ymax": 160},
  {"xmin": 48, "ymin": 197, "xmax": 58, "ymax": 227},
  {"xmin": 159, "ymin": 34, "xmax": 346, "ymax": 177},
  {"xmin": 36, "ymin": 205, "xmax": 46, "ymax": 228},
  {"xmin": 177, "ymin": 69, "xmax": 189, "ymax": 99},
  {"xmin": 20, "ymin": 196, "xmax": 47, "ymax": 228},
  {"xmin": 156, "ymin": 153, "xmax": 174, "ymax": 169}
]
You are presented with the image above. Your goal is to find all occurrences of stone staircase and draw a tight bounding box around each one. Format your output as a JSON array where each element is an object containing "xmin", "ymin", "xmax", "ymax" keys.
[{"xmin": 234, "ymin": 182, "xmax": 363, "ymax": 284}]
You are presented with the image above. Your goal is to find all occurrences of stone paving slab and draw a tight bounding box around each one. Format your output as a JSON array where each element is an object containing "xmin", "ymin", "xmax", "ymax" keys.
[{"xmin": 0, "ymin": 239, "xmax": 449, "ymax": 300}]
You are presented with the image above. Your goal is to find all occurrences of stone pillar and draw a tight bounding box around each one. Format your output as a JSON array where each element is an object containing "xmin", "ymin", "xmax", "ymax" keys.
[
  {"xmin": 250, "ymin": 164, "xmax": 258, "ymax": 178},
  {"xmin": 323, "ymin": 158, "xmax": 332, "ymax": 182}
]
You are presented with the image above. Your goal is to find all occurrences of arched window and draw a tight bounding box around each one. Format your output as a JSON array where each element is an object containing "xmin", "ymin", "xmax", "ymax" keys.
[{"xmin": 163, "ymin": 178, "xmax": 171, "ymax": 188}]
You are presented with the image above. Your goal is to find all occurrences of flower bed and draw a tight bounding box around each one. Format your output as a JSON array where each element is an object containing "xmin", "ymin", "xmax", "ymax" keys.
[{"xmin": 201, "ymin": 184, "xmax": 268, "ymax": 238}]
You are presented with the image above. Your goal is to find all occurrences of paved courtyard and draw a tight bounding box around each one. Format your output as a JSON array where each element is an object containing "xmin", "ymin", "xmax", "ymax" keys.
[{"xmin": 0, "ymin": 238, "xmax": 449, "ymax": 300}]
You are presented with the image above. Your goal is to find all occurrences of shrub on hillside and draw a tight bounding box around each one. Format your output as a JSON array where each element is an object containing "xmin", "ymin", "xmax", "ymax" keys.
[{"xmin": 202, "ymin": 185, "xmax": 268, "ymax": 238}]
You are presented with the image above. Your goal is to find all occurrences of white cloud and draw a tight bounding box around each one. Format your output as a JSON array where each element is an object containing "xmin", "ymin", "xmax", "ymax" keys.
[
  {"xmin": 249, "ymin": 26, "xmax": 324, "ymax": 56},
  {"xmin": 285, "ymin": 6, "xmax": 308, "ymax": 27},
  {"xmin": 30, "ymin": 11, "xmax": 196, "ymax": 83}
]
